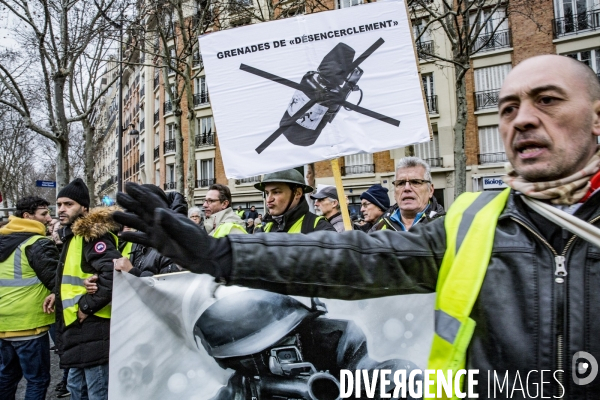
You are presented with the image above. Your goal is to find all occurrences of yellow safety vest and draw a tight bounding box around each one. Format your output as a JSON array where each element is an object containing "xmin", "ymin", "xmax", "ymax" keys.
[
  {"xmin": 212, "ymin": 222, "xmax": 247, "ymax": 238},
  {"xmin": 0, "ymin": 235, "xmax": 54, "ymax": 331},
  {"xmin": 121, "ymin": 242, "xmax": 133, "ymax": 259},
  {"xmin": 427, "ymin": 188, "xmax": 511, "ymax": 398},
  {"xmin": 263, "ymin": 215, "xmax": 325, "ymax": 233},
  {"xmin": 60, "ymin": 233, "xmax": 117, "ymax": 326}
]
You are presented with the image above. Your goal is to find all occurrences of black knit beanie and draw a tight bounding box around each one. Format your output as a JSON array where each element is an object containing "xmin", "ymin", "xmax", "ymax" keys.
[
  {"xmin": 57, "ymin": 178, "xmax": 90, "ymax": 208},
  {"xmin": 360, "ymin": 184, "xmax": 390, "ymax": 211}
]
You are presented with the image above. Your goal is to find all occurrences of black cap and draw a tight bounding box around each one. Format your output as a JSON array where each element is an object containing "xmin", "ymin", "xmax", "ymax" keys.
[
  {"xmin": 57, "ymin": 178, "xmax": 90, "ymax": 208},
  {"xmin": 310, "ymin": 186, "xmax": 338, "ymax": 201}
]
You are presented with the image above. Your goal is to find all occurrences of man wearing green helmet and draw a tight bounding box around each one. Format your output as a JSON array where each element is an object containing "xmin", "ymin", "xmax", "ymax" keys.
[{"xmin": 253, "ymin": 168, "xmax": 335, "ymax": 234}]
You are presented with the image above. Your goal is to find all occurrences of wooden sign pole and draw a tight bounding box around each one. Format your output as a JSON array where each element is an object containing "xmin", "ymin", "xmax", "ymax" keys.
[{"xmin": 330, "ymin": 158, "xmax": 353, "ymax": 231}]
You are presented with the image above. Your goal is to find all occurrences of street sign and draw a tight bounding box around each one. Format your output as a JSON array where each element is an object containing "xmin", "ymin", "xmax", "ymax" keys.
[{"xmin": 35, "ymin": 180, "xmax": 57, "ymax": 188}]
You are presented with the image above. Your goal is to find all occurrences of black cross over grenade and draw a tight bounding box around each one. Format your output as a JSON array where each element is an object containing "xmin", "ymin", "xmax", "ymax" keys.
[{"xmin": 240, "ymin": 38, "xmax": 401, "ymax": 154}]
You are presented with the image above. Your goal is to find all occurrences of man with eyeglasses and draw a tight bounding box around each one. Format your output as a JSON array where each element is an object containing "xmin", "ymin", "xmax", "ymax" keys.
[
  {"xmin": 372, "ymin": 157, "xmax": 445, "ymax": 231},
  {"xmin": 202, "ymin": 184, "xmax": 247, "ymax": 237}
]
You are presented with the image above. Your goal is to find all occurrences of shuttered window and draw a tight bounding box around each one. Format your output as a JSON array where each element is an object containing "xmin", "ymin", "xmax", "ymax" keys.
[
  {"xmin": 474, "ymin": 64, "xmax": 511, "ymax": 91},
  {"xmin": 414, "ymin": 133, "xmax": 440, "ymax": 167}
]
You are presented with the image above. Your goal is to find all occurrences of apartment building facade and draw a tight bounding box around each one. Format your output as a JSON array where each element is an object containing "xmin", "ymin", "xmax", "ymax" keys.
[{"xmin": 92, "ymin": 0, "xmax": 600, "ymax": 213}]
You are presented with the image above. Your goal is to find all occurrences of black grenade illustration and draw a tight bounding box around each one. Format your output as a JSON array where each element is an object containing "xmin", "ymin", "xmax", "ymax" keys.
[{"xmin": 240, "ymin": 38, "xmax": 400, "ymax": 154}]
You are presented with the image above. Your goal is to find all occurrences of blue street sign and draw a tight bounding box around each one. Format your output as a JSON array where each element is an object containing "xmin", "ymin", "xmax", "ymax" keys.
[{"xmin": 35, "ymin": 180, "xmax": 57, "ymax": 188}]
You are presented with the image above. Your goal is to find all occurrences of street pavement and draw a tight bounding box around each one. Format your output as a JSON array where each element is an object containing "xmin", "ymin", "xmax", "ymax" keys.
[{"xmin": 16, "ymin": 345, "xmax": 67, "ymax": 399}]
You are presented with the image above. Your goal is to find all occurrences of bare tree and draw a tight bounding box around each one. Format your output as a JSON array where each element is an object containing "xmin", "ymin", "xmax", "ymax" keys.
[
  {"xmin": 0, "ymin": 0, "xmax": 125, "ymax": 191},
  {"xmin": 0, "ymin": 108, "xmax": 38, "ymax": 214}
]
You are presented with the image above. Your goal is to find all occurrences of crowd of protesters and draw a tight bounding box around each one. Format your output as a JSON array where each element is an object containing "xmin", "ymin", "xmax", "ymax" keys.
[
  {"xmin": 3, "ymin": 54, "xmax": 600, "ymax": 399},
  {"xmin": 0, "ymin": 156, "xmax": 440, "ymax": 400}
]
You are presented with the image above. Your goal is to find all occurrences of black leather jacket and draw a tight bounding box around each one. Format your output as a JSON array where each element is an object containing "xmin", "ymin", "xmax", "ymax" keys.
[{"xmin": 224, "ymin": 190, "xmax": 600, "ymax": 398}]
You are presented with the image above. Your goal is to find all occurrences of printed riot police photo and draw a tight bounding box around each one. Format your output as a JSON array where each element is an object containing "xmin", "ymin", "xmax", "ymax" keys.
[{"xmin": 193, "ymin": 290, "xmax": 421, "ymax": 400}]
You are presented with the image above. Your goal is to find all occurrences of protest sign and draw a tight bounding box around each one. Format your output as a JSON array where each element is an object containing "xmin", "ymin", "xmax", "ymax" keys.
[
  {"xmin": 199, "ymin": 1, "xmax": 430, "ymax": 178},
  {"xmin": 109, "ymin": 271, "xmax": 434, "ymax": 399}
]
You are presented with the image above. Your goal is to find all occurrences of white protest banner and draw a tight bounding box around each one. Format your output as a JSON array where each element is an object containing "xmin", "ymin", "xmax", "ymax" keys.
[
  {"xmin": 109, "ymin": 271, "xmax": 434, "ymax": 399},
  {"xmin": 199, "ymin": 1, "xmax": 430, "ymax": 178}
]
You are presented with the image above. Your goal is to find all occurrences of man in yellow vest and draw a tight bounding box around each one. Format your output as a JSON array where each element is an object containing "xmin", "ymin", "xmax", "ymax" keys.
[
  {"xmin": 0, "ymin": 196, "xmax": 58, "ymax": 400},
  {"xmin": 253, "ymin": 169, "xmax": 335, "ymax": 233},
  {"xmin": 48, "ymin": 178, "xmax": 120, "ymax": 400},
  {"xmin": 116, "ymin": 55, "xmax": 600, "ymax": 397},
  {"xmin": 202, "ymin": 184, "xmax": 247, "ymax": 237}
]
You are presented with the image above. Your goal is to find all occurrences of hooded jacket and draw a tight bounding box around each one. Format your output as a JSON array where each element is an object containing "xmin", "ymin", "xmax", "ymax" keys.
[
  {"xmin": 371, "ymin": 195, "xmax": 445, "ymax": 232},
  {"xmin": 0, "ymin": 216, "xmax": 59, "ymax": 337},
  {"xmin": 203, "ymin": 207, "xmax": 247, "ymax": 237},
  {"xmin": 222, "ymin": 190, "xmax": 600, "ymax": 397},
  {"xmin": 55, "ymin": 206, "xmax": 121, "ymax": 369},
  {"xmin": 0, "ymin": 216, "xmax": 58, "ymax": 292}
]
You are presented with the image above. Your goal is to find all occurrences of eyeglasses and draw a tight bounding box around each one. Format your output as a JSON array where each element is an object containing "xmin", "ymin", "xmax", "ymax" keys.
[
  {"xmin": 190, "ymin": 215, "xmax": 201, "ymax": 219},
  {"xmin": 203, "ymin": 198, "xmax": 221, "ymax": 204},
  {"xmin": 360, "ymin": 201, "xmax": 372, "ymax": 208},
  {"xmin": 392, "ymin": 179, "xmax": 430, "ymax": 187}
]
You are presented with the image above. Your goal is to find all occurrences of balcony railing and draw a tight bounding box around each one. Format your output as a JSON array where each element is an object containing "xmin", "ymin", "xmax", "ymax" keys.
[
  {"xmin": 416, "ymin": 40, "xmax": 434, "ymax": 60},
  {"xmin": 471, "ymin": 29, "xmax": 511, "ymax": 53},
  {"xmin": 140, "ymin": 153, "xmax": 145, "ymax": 166},
  {"xmin": 478, "ymin": 152, "xmax": 507, "ymax": 164},
  {"xmin": 164, "ymin": 139, "xmax": 176, "ymax": 154},
  {"xmin": 341, "ymin": 164, "xmax": 375, "ymax": 175},
  {"xmin": 164, "ymin": 181, "xmax": 177, "ymax": 190},
  {"xmin": 553, "ymin": 10, "xmax": 600, "ymax": 38},
  {"xmin": 425, "ymin": 95, "xmax": 438, "ymax": 114},
  {"xmin": 164, "ymin": 101, "xmax": 173, "ymax": 114},
  {"xmin": 154, "ymin": 111, "xmax": 159, "ymax": 125},
  {"xmin": 196, "ymin": 178, "xmax": 216, "ymax": 188},
  {"xmin": 195, "ymin": 133, "xmax": 215, "ymax": 148},
  {"xmin": 235, "ymin": 175, "xmax": 261, "ymax": 185},
  {"xmin": 474, "ymin": 89, "xmax": 500, "ymax": 110},
  {"xmin": 154, "ymin": 145, "xmax": 160, "ymax": 160},
  {"xmin": 193, "ymin": 92, "xmax": 209, "ymax": 106},
  {"xmin": 422, "ymin": 157, "xmax": 443, "ymax": 168}
]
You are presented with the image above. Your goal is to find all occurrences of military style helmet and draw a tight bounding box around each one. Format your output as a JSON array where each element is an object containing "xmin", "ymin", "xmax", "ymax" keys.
[
  {"xmin": 194, "ymin": 290, "xmax": 320, "ymax": 359},
  {"xmin": 254, "ymin": 169, "xmax": 313, "ymax": 194}
]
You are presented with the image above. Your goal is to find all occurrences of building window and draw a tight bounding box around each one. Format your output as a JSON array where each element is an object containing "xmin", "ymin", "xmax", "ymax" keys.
[
  {"xmin": 196, "ymin": 116, "xmax": 214, "ymax": 147},
  {"xmin": 196, "ymin": 158, "xmax": 215, "ymax": 188},
  {"xmin": 343, "ymin": 153, "xmax": 374, "ymax": 175},
  {"xmin": 414, "ymin": 133, "xmax": 441, "ymax": 168},
  {"xmin": 478, "ymin": 126, "xmax": 507, "ymax": 164},
  {"xmin": 194, "ymin": 77, "xmax": 209, "ymax": 106},
  {"xmin": 165, "ymin": 164, "xmax": 176, "ymax": 190},
  {"xmin": 413, "ymin": 19, "xmax": 434, "ymax": 59},
  {"xmin": 473, "ymin": 64, "xmax": 511, "ymax": 110},
  {"xmin": 164, "ymin": 125, "xmax": 176, "ymax": 154},
  {"xmin": 155, "ymin": 168, "xmax": 160, "ymax": 185},
  {"xmin": 565, "ymin": 48, "xmax": 600, "ymax": 79},
  {"xmin": 422, "ymin": 73, "xmax": 437, "ymax": 114},
  {"xmin": 554, "ymin": 0, "xmax": 598, "ymax": 37},
  {"xmin": 469, "ymin": 8, "xmax": 510, "ymax": 53},
  {"xmin": 338, "ymin": 0, "xmax": 362, "ymax": 8}
]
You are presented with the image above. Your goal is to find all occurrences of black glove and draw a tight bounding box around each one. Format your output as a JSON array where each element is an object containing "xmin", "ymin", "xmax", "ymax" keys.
[
  {"xmin": 114, "ymin": 183, "xmax": 231, "ymax": 277},
  {"xmin": 114, "ymin": 182, "xmax": 170, "ymax": 243}
]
